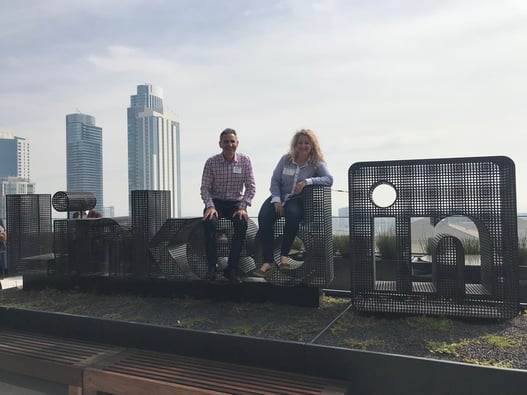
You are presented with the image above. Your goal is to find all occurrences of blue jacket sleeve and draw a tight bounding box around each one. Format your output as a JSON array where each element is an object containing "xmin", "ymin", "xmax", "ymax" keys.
[{"xmin": 306, "ymin": 161, "xmax": 333, "ymax": 186}]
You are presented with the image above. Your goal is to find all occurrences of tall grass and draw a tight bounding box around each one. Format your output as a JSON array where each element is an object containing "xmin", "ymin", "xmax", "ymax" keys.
[
  {"xmin": 376, "ymin": 230, "xmax": 397, "ymax": 260},
  {"xmin": 519, "ymin": 232, "xmax": 527, "ymax": 265},
  {"xmin": 418, "ymin": 237, "xmax": 434, "ymax": 255},
  {"xmin": 417, "ymin": 236, "xmax": 479, "ymax": 255},
  {"xmin": 462, "ymin": 238, "xmax": 480, "ymax": 255}
]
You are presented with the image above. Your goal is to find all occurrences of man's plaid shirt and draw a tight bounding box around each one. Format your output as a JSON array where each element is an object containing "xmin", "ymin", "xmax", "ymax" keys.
[{"xmin": 200, "ymin": 152, "xmax": 256, "ymax": 210}]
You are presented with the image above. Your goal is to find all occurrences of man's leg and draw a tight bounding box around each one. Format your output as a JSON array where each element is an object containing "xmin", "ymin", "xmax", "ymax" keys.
[
  {"xmin": 220, "ymin": 202, "xmax": 247, "ymax": 283},
  {"xmin": 228, "ymin": 215, "xmax": 248, "ymax": 271},
  {"xmin": 203, "ymin": 216, "xmax": 218, "ymax": 280}
]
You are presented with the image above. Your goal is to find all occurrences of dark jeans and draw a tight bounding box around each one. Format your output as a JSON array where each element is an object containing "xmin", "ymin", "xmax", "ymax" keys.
[
  {"xmin": 203, "ymin": 199, "xmax": 248, "ymax": 271},
  {"xmin": 258, "ymin": 196, "xmax": 303, "ymax": 264}
]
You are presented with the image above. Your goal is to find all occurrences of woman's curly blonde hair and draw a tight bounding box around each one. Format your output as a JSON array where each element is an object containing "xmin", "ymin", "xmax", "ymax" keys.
[{"xmin": 286, "ymin": 129, "xmax": 326, "ymax": 166}]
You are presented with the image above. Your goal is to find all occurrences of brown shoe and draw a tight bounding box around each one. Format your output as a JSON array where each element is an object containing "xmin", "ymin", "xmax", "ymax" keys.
[{"xmin": 253, "ymin": 264, "xmax": 275, "ymax": 278}]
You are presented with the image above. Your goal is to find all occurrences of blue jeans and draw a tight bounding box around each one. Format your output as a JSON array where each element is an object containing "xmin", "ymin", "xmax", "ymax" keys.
[
  {"xmin": 203, "ymin": 199, "xmax": 248, "ymax": 271},
  {"xmin": 258, "ymin": 196, "xmax": 303, "ymax": 264}
]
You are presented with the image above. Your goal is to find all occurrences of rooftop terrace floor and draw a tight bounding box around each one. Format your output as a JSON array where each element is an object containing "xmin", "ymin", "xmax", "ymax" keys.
[{"xmin": 0, "ymin": 285, "xmax": 526, "ymax": 371}]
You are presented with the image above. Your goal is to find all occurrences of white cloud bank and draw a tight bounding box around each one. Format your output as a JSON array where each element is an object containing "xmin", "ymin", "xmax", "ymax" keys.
[{"xmin": 1, "ymin": 0, "xmax": 527, "ymax": 217}]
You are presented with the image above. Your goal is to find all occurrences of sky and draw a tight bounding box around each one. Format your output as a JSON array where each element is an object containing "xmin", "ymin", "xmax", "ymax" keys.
[{"xmin": 1, "ymin": 0, "xmax": 527, "ymax": 217}]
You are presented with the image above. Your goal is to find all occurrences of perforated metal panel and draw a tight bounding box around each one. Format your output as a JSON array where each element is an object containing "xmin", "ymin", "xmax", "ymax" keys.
[
  {"xmin": 51, "ymin": 218, "xmax": 130, "ymax": 276},
  {"xmin": 10, "ymin": 186, "xmax": 333, "ymax": 290},
  {"xmin": 148, "ymin": 186, "xmax": 334, "ymax": 286},
  {"xmin": 254, "ymin": 185, "xmax": 334, "ymax": 287},
  {"xmin": 349, "ymin": 156, "xmax": 519, "ymax": 319},
  {"xmin": 149, "ymin": 217, "xmax": 258, "ymax": 280},
  {"xmin": 131, "ymin": 190, "xmax": 171, "ymax": 276},
  {"xmin": 6, "ymin": 194, "xmax": 52, "ymax": 274}
]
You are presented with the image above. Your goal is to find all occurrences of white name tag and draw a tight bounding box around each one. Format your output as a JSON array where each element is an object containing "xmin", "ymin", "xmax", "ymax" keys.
[
  {"xmin": 233, "ymin": 166, "xmax": 242, "ymax": 174},
  {"xmin": 283, "ymin": 168, "xmax": 296, "ymax": 176}
]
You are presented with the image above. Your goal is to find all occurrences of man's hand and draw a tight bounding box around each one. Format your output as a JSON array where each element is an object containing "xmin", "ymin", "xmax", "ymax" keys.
[
  {"xmin": 232, "ymin": 208, "xmax": 248, "ymax": 221},
  {"xmin": 203, "ymin": 207, "xmax": 218, "ymax": 220},
  {"xmin": 274, "ymin": 202, "xmax": 284, "ymax": 217}
]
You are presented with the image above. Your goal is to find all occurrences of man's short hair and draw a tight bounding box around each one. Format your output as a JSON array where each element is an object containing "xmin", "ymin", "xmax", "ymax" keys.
[{"xmin": 220, "ymin": 128, "xmax": 237, "ymax": 139}]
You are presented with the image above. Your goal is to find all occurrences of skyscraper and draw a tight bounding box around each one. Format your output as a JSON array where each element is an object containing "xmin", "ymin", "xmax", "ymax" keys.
[
  {"xmin": 0, "ymin": 130, "xmax": 30, "ymax": 179},
  {"xmin": 127, "ymin": 84, "xmax": 181, "ymax": 217},
  {"xmin": 0, "ymin": 130, "xmax": 34, "ymax": 223},
  {"xmin": 66, "ymin": 113, "xmax": 104, "ymax": 211}
]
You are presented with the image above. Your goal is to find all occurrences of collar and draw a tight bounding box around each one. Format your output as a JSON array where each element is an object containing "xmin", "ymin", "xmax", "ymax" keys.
[{"xmin": 222, "ymin": 152, "xmax": 238, "ymax": 164}]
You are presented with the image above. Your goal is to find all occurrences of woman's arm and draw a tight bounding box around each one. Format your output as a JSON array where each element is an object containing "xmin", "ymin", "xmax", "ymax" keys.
[
  {"xmin": 305, "ymin": 161, "xmax": 333, "ymax": 186},
  {"xmin": 269, "ymin": 155, "xmax": 287, "ymax": 203}
]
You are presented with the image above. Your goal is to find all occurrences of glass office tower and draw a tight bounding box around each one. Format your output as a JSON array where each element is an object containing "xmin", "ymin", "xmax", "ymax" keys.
[
  {"xmin": 127, "ymin": 84, "xmax": 181, "ymax": 217},
  {"xmin": 66, "ymin": 113, "xmax": 104, "ymax": 211},
  {"xmin": 0, "ymin": 131, "xmax": 30, "ymax": 179},
  {"xmin": 0, "ymin": 130, "xmax": 33, "ymax": 223}
]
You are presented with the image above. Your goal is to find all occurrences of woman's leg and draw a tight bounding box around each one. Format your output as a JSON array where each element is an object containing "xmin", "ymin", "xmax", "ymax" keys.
[
  {"xmin": 280, "ymin": 198, "xmax": 304, "ymax": 259},
  {"xmin": 257, "ymin": 197, "xmax": 278, "ymax": 266}
]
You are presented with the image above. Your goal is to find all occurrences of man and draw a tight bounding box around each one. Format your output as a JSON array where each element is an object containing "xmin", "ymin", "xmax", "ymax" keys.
[{"xmin": 200, "ymin": 128, "xmax": 256, "ymax": 283}]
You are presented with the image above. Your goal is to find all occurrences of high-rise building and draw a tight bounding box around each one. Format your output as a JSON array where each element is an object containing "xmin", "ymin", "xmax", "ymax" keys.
[
  {"xmin": 0, "ymin": 130, "xmax": 30, "ymax": 179},
  {"xmin": 66, "ymin": 113, "xmax": 104, "ymax": 211},
  {"xmin": 127, "ymin": 84, "xmax": 181, "ymax": 217},
  {"xmin": 334, "ymin": 206, "xmax": 349, "ymax": 235},
  {"xmin": 0, "ymin": 130, "xmax": 34, "ymax": 223}
]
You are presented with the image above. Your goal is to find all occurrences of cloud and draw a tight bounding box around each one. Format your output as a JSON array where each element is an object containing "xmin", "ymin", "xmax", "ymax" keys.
[{"xmin": 1, "ymin": 1, "xmax": 527, "ymax": 216}]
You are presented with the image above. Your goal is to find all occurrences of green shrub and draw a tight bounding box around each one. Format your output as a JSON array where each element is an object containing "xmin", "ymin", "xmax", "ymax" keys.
[
  {"xmin": 519, "ymin": 232, "xmax": 527, "ymax": 265},
  {"xmin": 333, "ymin": 235, "xmax": 350, "ymax": 256},
  {"xmin": 291, "ymin": 237, "xmax": 304, "ymax": 252}
]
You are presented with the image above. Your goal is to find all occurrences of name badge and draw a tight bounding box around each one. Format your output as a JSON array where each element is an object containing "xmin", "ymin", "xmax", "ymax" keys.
[
  {"xmin": 283, "ymin": 168, "xmax": 296, "ymax": 176},
  {"xmin": 233, "ymin": 166, "xmax": 242, "ymax": 174}
]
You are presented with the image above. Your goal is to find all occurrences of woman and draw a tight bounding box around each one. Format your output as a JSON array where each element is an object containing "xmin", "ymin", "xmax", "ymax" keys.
[{"xmin": 253, "ymin": 129, "xmax": 333, "ymax": 278}]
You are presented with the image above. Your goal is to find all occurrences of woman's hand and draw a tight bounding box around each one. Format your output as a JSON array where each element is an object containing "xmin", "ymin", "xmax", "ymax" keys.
[
  {"xmin": 294, "ymin": 180, "xmax": 308, "ymax": 194},
  {"xmin": 274, "ymin": 202, "xmax": 284, "ymax": 216}
]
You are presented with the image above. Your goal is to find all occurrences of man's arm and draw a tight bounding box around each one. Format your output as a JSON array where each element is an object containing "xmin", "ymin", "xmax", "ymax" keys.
[
  {"xmin": 239, "ymin": 156, "xmax": 256, "ymax": 210},
  {"xmin": 200, "ymin": 158, "xmax": 215, "ymax": 209}
]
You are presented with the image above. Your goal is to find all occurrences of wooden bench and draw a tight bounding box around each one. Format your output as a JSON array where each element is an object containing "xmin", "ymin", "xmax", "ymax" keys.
[
  {"xmin": 0, "ymin": 329, "xmax": 350, "ymax": 395},
  {"xmin": 0, "ymin": 329, "xmax": 120, "ymax": 395},
  {"xmin": 83, "ymin": 348, "xmax": 350, "ymax": 395}
]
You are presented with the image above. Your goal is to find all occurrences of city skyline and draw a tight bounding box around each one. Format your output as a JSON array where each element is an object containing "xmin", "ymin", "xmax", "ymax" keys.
[{"xmin": 2, "ymin": 1, "xmax": 527, "ymax": 217}]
